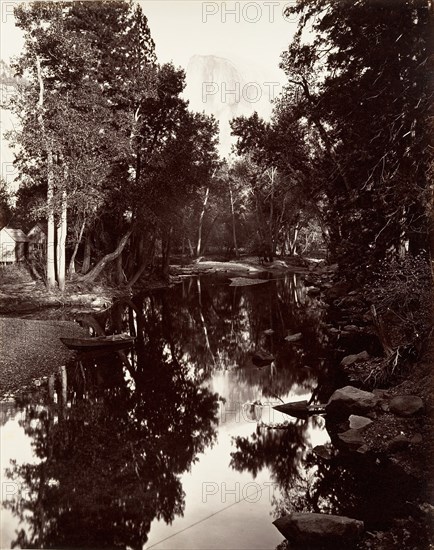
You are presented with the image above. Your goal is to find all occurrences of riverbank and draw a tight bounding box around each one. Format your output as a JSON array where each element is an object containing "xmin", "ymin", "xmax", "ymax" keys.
[
  {"xmin": 298, "ymin": 267, "xmax": 434, "ymax": 550},
  {"xmin": 0, "ymin": 316, "xmax": 85, "ymax": 395},
  {"xmin": 0, "ymin": 256, "xmax": 323, "ymax": 316},
  {"xmin": 0, "ymin": 264, "xmax": 170, "ymax": 316}
]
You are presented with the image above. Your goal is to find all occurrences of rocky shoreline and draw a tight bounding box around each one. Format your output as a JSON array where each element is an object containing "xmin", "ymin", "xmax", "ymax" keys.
[{"xmin": 273, "ymin": 265, "xmax": 433, "ymax": 549}]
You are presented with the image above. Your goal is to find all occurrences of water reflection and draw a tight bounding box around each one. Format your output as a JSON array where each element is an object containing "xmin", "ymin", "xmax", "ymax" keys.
[
  {"xmin": 2, "ymin": 349, "xmax": 219, "ymax": 548},
  {"xmin": 2, "ymin": 274, "xmax": 333, "ymax": 549}
]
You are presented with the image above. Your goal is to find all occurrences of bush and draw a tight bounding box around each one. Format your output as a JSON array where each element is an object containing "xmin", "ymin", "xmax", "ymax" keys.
[{"xmin": 370, "ymin": 253, "xmax": 432, "ymax": 346}]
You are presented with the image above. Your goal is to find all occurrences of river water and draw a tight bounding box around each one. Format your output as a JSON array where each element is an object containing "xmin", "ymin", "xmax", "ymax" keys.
[{"xmin": 0, "ymin": 273, "xmax": 420, "ymax": 549}]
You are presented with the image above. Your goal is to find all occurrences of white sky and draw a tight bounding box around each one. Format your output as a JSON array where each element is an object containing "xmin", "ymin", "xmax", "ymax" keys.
[
  {"xmin": 140, "ymin": 1, "xmax": 294, "ymax": 79},
  {"xmin": 0, "ymin": 1, "xmax": 297, "ymax": 184}
]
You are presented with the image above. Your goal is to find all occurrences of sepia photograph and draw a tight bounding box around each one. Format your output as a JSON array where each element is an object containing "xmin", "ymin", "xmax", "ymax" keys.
[{"xmin": 0, "ymin": 1, "xmax": 433, "ymax": 548}]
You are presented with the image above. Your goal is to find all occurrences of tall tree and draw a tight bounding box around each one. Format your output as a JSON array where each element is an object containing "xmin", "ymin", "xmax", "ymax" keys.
[
  {"xmin": 278, "ymin": 0, "xmax": 431, "ymax": 277},
  {"xmin": 11, "ymin": 0, "xmax": 157, "ymax": 289}
]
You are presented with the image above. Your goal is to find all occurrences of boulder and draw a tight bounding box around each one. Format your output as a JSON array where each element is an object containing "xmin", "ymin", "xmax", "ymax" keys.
[
  {"xmin": 285, "ymin": 332, "xmax": 303, "ymax": 343},
  {"xmin": 313, "ymin": 445, "xmax": 333, "ymax": 460},
  {"xmin": 324, "ymin": 282, "xmax": 352, "ymax": 301},
  {"xmin": 349, "ymin": 415, "xmax": 373, "ymax": 430},
  {"xmin": 307, "ymin": 286, "xmax": 321, "ymax": 296},
  {"xmin": 273, "ymin": 513, "xmax": 364, "ymax": 547},
  {"xmin": 326, "ymin": 386, "xmax": 379, "ymax": 418},
  {"xmin": 389, "ymin": 395, "xmax": 424, "ymax": 417},
  {"xmin": 340, "ymin": 351, "xmax": 370, "ymax": 367},
  {"xmin": 411, "ymin": 433, "xmax": 423, "ymax": 445},
  {"xmin": 338, "ymin": 429, "xmax": 366, "ymax": 450},
  {"xmin": 251, "ymin": 350, "xmax": 275, "ymax": 366},
  {"xmin": 343, "ymin": 325, "xmax": 360, "ymax": 332},
  {"xmin": 386, "ymin": 434, "xmax": 411, "ymax": 453}
]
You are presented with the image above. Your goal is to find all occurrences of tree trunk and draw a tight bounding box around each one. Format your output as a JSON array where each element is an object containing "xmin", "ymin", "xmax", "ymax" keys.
[
  {"xmin": 116, "ymin": 252, "xmax": 126, "ymax": 285},
  {"xmin": 46, "ymin": 152, "xmax": 57, "ymax": 290},
  {"xmin": 56, "ymin": 189, "xmax": 67, "ymax": 292},
  {"xmin": 126, "ymin": 235, "xmax": 156, "ymax": 289},
  {"xmin": 82, "ymin": 237, "xmax": 91, "ymax": 274},
  {"xmin": 76, "ymin": 230, "xmax": 132, "ymax": 284},
  {"xmin": 298, "ymin": 77, "xmax": 351, "ymax": 193},
  {"xmin": 68, "ymin": 217, "xmax": 86, "ymax": 277},
  {"xmin": 36, "ymin": 56, "xmax": 56, "ymax": 290},
  {"xmin": 201, "ymin": 215, "xmax": 219, "ymax": 256},
  {"xmin": 196, "ymin": 187, "xmax": 209, "ymax": 257},
  {"xmin": 162, "ymin": 227, "xmax": 172, "ymax": 279},
  {"xmin": 229, "ymin": 181, "xmax": 239, "ymax": 258},
  {"xmin": 188, "ymin": 239, "xmax": 194, "ymax": 257},
  {"xmin": 290, "ymin": 222, "xmax": 301, "ymax": 255},
  {"xmin": 371, "ymin": 305, "xmax": 394, "ymax": 357},
  {"xmin": 268, "ymin": 167, "xmax": 276, "ymax": 256}
]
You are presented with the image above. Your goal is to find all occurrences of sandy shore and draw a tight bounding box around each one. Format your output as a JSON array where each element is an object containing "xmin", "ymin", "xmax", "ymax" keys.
[{"xmin": 0, "ymin": 317, "xmax": 86, "ymax": 396}]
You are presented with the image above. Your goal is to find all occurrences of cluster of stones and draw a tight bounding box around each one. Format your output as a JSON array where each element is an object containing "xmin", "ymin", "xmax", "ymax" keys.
[
  {"xmin": 326, "ymin": 386, "xmax": 424, "ymax": 453},
  {"xmin": 273, "ymin": 386, "xmax": 425, "ymax": 546}
]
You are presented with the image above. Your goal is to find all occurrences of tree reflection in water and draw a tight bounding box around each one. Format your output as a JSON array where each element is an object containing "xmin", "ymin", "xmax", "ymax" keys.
[
  {"xmin": 4, "ymin": 274, "xmax": 333, "ymax": 549},
  {"xmin": 4, "ymin": 342, "xmax": 219, "ymax": 549},
  {"xmin": 107, "ymin": 274, "xmax": 330, "ymax": 394}
]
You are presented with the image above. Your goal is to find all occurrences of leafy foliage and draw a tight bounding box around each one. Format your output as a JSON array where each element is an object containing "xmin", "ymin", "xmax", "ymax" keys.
[
  {"xmin": 275, "ymin": 0, "xmax": 432, "ymax": 277},
  {"xmin": 370, "ymin": 253, "xmax": 432, "ymax": 345}
]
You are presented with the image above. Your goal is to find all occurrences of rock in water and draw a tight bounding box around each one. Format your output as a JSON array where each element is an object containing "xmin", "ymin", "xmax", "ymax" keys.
[
  {"xmin": 274, "ymin": 400, "xmax": 309, "ymax": 417},
  {"xmin": 273, "ymin": 513, "xmax": 364, "ymax": 546},
  {"xmin": 340, "ymin": 350, "xmax": 370, "ymax": 367},
  {"xmin": 326, "ymin": 386, "xmax": 379, "ymax": 418},
  {"xmin": 251, "ymin": 350, "xmax": 274, "ymax": 366},
  {"xmin": 285, "ymin": 332, "xmax": 303, "ymax": 343},
  {"xmin": 389, "ymin": 395, "xmax": 424, "ymax": 417},
  {"xmin": 313, "ymin": 445, "xmax": 333, "ymax": 460},
  {"xmin": 229, "ymin": 277, "xmax": 268, "ymax": 287}
]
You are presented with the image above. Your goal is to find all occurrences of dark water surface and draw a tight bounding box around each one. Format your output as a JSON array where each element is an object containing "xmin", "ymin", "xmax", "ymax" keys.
[{"xmin": 0, "ymin": 274, "xmax": 420, "ymax": 549}]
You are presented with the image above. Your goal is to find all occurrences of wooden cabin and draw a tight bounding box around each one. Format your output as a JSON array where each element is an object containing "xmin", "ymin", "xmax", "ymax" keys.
[
  {"xmin": 0, "ymin": 227, "xmax": 29, "ymax": 264},
  {"xmin": 27, "ymin": 223, "xmax": 47, "ymax": 257}
]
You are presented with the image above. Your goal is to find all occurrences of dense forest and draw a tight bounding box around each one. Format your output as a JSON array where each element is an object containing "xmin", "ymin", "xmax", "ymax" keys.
[{"xmin": 0, "ymin": 0, "xmax": 431, "ymax": 291}]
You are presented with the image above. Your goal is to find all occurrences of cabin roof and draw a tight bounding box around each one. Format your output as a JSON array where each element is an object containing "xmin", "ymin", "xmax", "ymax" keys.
[
  {"xmin": 1, "ymin": 227, "xmax": 29, "ymax": 242},
  {"xmin": 28, "ymin": 222, "xmax": 47, "ymax": 234},
  {"xmin": 27, "ymin": 222, "xmax": 48, "ymax": 242}
]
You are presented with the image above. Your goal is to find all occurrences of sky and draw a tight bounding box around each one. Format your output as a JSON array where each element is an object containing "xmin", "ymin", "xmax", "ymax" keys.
[
  {"xmin": 0, "ymin": 0, "xmax": 298, "ymax": 186},
  {"xmin": 140, "ymin": 0, "xmax": 295, "ymax": 78}
]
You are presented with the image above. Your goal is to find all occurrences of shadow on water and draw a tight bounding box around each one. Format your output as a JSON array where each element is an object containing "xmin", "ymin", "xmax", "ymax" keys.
[{"xmin": 0, "ymin": 274, "xmax": 423, "ymax": 549}]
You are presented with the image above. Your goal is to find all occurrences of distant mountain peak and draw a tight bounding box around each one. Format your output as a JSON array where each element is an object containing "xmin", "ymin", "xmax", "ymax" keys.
[{"xmin": 185, "ymin": 54, "xmax": 275, "ymax": 157}]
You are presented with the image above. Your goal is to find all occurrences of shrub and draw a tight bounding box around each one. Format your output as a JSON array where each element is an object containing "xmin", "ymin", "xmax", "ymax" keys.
[{"xmin": 370, "ymin": 253, "xmax": 432, "ymax": 346}]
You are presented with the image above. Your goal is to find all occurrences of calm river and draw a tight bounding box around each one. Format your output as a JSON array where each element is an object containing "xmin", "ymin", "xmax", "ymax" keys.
[{"xmin": 2, "ymin": 273, "xmax": 412, "ymax": 549}]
